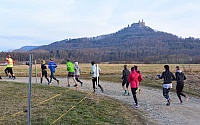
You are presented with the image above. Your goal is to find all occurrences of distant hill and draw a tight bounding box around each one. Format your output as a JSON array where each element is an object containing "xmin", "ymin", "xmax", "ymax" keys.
[
  {"xmin": 3, "ymin": 20, "xmax": 200, "ymax": 64},
  {"xmin": 28, "ymin": 20, "xmax": 200, "ymax": 63},
  {"xmin": 13, "ymin": 46, "xmax": 40, "ymax": 52}
]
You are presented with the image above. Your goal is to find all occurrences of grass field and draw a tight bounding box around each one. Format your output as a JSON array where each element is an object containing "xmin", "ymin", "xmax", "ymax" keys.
[{"xmin": 0, "ymin": 81, "xmax": 149, "ymax": 125}]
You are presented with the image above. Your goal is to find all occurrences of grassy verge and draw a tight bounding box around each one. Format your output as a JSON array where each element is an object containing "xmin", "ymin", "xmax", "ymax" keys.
[{"xmin": 0, "ymin": 81, "xmax": 153, "ymax": 125}]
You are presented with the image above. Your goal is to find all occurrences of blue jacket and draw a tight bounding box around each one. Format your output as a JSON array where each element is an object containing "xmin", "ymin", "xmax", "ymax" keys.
[{"xmin": 48, "ymin": 61, "xmax": 57, "ymax": 72}]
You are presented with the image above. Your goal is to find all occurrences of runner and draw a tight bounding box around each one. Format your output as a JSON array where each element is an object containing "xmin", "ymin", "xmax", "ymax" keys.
[
  {"xmin": 66, "ymin": 59, "xmax": 78, "ymax": 89},
  {"xmin": 48, "ymin": 59, "xmax": 59, "ymax": 85},
  {"xmin": 90, "ymin": 61, "xmax": 103, "ymax": 93},
  {"xmin": 40, "ymin": 60, "xmax": 50, "ymax": 84},
  {"xmin": 128, "ymin": 66, "xmax": 143, "ymax": 108},
  {"xmin": 158, "ymin": 65, "xmax": 175, "ymax": 106},
  {"xmin": 5, "ymin": 55, "xmax": 15, "ymax": 80},
  {"xmin": 121, "ymin": 65, "xmax": 130, "ymax": 96},
  {"xmin": 74, "ymin": 62, "xmax": 83, "ymax": 86},
  {"xmin": 175, "ymin": 66, "xmax": 188, "ymax": 104}
]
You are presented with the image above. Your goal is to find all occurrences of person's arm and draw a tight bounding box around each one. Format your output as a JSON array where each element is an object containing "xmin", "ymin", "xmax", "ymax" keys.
[
  {"xmin": 172, "ymin": 72, "xmax": 176, "ymax": 81},
  {"xmin": 183, "ymin": 73, "xmax": 186, "ymax": 80},
  {"xmin": 175, "ymin": 72, "xmax": 178, "ymax": 81},
  {"xmin": 121, "ymin": 70, "xmax": 124, "ymax": 79},
  {"xmin": 159, "ymin": 72, "xmax": 164, "ymax": 79}
]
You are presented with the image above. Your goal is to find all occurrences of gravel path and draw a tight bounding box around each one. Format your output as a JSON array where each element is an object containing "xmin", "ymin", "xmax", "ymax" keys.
[{"xmin": 2, "ymin": 77, "xmax": 200, "ymax": 125}]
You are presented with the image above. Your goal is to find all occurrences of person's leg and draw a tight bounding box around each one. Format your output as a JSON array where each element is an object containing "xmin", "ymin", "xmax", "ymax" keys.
[
  {"xmin": 41, "ymin": 72, "xmax": 43, "ymax": 83},
  {"xmin": 5, "ymin": 67, "xmax": 8, "ymax": 76},
  {"xmin": 97, "ymin": 77, "xmax": 103, "ymax": 93},
  {"xmin": 122, "ymin": 80, "xmax": 127, "ymax": 94},
  {"xmin": 7, "ymin": 68, "xmax": 13, "ymax": 78},
  {"xmin": 163, "ymin": 87, "xmax": 171, "ymax": 106},
  {"xmin": 92, "ymin": 77, "xmax": 96, "ymax": 92},
  {"xmin": 176, "ymin": 85, "xmax": 182, "ymax": 103},
  {"xmin": 49, "ymin": 71, "xmax": 53, "ymax": 84},
  {"xmin": 44, "ymin": 71, "xmax": 49, "ymax": 83},
  {"xmin": 126, "ymin": 82, "xmax": 130, "ymax": 95},
  {"xmin": 131, "ymin": 88, "xmax": 138, "ymax": 107}
]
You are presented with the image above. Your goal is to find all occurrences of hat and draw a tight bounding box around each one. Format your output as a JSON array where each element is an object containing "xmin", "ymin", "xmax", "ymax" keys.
[{"xmin": 176, "ymin": 66, "xmax": 179, "ymax": 68}]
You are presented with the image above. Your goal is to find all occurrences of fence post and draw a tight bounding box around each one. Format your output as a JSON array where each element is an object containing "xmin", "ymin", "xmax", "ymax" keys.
[{"xmin": 27, "ymin": 54, "xmax": 33, "ymax": 125}]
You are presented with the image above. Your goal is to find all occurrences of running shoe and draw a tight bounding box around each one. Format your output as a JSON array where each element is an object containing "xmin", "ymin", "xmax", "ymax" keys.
[
  {"xmin": 67, "ymin": 84, "xmax": 70, "ymax": 87},
  {"xmin": 57, "ymin": 80, "xmax": 60, "ymax": 85},
  {"xmin": 81, "ymin": 82, "xmax": 83, "ymax": 86},
  {"xmin": 123, "ymin": 90, "xmax": 127, "ymax": 95},
  {"xmin": 166, "ymin": 99, "xmax": 171, "ymax": 106},
  {"xmin": 185, "ymin": 95, "xmax": 189, "ymax": 102},
  {"xmin": 100, "ymin": 87, "xmax": 104, "ymax": 93},
  {"xmin": 74, "ymin": 84, "xmax": 78, "ymax": 87},
  {"xmin": 134, "ymin": 104, "xmax": 139, "ymax": 108},
  {"xmin": 127, "ymin": 93, "xmax": 130, "ymax": 96}
]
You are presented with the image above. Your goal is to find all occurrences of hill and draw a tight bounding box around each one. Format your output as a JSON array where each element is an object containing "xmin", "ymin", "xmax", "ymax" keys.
[
  {"xmin": 3, "ymin": 20, "xmax": 200, "ymax": 63},
  {"xmin": 13, "ymin": 46, "xmax": 40, "ymax": 52}
]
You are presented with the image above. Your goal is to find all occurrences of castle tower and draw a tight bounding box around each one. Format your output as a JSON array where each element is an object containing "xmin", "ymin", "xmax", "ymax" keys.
[{"xmin": 139, "ymin": 19, "xmax": 145, "ymax": 27}]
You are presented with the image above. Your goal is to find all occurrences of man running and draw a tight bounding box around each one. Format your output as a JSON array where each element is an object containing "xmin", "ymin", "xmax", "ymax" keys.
[
  {"xmin": 90, "ymin": 61, "xmax": 103, "ymax": 93},
  {"xmin": 66, "ymin": 59, "xmax": 78, "ymax": 88},
  {"xmin": 121, "ymin": 65, "xmax": 130, "ymax": 96},
  {"xmin": 40, "ymin": 60, "xmax": 50, "ymax": 84},
  {"xmin": 175, "ymin": 66, "xmax": 188, "ymax": 104},
  {"xmin": 5, "ymin": 55, "xmax": 15, "ymax": 79},
  {"xmin": 74, "ymin": 62, "xmax": 83, "ymax": 86},
  {"xmin": 48, "ymin": 59, "xmax": 59, "ymax": 85},
  {"xmin": 158, "ymin": 65, "xmax": 175, "ymax": 106}
]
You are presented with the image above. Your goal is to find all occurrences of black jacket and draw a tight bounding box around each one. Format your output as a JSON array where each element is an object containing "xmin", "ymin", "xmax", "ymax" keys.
[
  {"xmin": 160, "ymin": 70, "xmax": 175, "ymax": 84},
  {"xmin": 175, "ymin": 71, "xmax": 186, "ymax": 84}
]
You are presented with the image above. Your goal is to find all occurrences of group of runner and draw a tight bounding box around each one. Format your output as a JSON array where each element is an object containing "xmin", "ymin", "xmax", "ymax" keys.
[
  {"xmin": 121, "ymin": 64, "xmax": 188, "ymax": 108},
  {"xmin": 1, "ymin": 55, "xmax": 188, "ymax": 108},
  {"xmin": 40, "ymin": 58, "xmax": 104, "ymax": 92}
]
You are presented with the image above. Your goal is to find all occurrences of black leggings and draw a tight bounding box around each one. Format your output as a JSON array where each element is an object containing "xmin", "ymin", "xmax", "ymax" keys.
[
  {"xmin": 163, "ymin": 87, "xmax": 170, "ymax": 100},
  {"xmin": 92, "ymin": 77, "xmax": 102, "ymax": 90},
  {"xmin": 41, "ymin": 70, "xmax": 49, "ymax": 83},
  {"xmin": 176, "ymin": 84, "xmax": 185, "ymax": 102},
  {"xmin": 131, "ymin": 88, "xmax": 138, "ymax": 105}
]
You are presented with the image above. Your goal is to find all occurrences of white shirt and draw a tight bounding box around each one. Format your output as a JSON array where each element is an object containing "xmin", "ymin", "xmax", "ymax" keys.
[{"xmin": 91, "ymin": 64, "xmax": 101, "ymax": 77}]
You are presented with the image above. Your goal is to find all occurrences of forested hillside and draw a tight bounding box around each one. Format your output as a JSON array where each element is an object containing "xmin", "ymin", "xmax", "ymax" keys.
[{"xmin": 1, "ymin": 21, "xmax": 200, "ymax": 64}]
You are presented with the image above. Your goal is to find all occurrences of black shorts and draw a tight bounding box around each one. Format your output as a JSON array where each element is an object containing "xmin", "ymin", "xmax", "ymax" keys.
[
  {"xmin": 68, "ymin": 72, "xmax": 75, "ymax": 77},
  {"xmin": 122, "ymin": 79, "xmax": 129, "ymax": 86}
]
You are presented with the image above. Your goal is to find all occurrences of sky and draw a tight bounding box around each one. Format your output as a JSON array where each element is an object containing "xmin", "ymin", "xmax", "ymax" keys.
[{"xmin": 0, "ymin": 0, "xmax": 200, "ymax": 51}]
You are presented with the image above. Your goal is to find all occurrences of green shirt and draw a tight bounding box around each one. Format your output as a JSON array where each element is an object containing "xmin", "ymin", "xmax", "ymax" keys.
[{"xmin": 66, "ymin": 61, "xmax": 74, "ymax": 72}]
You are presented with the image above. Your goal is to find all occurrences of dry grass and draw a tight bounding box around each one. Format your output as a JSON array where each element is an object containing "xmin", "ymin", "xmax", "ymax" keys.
[{"xmin": 0, "ymin": 81, "xmax": 151, "ymax": 125}]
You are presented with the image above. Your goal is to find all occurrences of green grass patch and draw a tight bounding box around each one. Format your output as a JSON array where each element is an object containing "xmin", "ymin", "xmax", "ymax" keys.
[{"xmin": 0, "ymin": 81, "xmax": 151, "ymax": 125}]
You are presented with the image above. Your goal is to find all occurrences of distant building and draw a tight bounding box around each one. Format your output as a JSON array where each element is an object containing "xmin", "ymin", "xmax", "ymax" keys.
[
  {"xmin": 131, "ymin": 19, "xmax": 145, "ymax": 27},
  {"xmin": 138, "ymin": 19, "xmax": 145, "ymax": 27}
]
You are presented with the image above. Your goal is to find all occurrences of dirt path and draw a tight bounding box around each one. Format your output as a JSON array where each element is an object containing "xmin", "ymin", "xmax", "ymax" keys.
[{"xmin": 2, "ymin": 77, "xmax": 200, "ymax": 125}]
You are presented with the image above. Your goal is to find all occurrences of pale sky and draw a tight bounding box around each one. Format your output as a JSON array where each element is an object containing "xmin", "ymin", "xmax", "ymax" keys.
[{"xmin": 0, "ymin": 0, "xmax": 200, "ymax": 51}]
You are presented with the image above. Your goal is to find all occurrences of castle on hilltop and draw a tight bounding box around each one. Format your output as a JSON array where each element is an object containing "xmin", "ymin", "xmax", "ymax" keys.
[
  {"xmin": 130, "ymin": 19, "xmax": 145, "ymax": 27},
  {"xmin": 138, "ymin": 19, "xmax": 145, "ymax": 27}
]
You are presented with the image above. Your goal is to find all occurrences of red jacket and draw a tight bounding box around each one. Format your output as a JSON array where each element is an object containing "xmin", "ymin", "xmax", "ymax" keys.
[{"xmin": 128, "ymin": 70, "xmax": 142, "ymax": 88}]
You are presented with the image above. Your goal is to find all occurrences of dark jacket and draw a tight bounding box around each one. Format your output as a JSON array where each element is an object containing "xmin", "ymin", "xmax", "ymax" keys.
[
  {"xmin": 121, "ymin": 69, "xmax": 130, "ymax": 80},
  {"xmin": 41, "ymin": 64, "xmax": 47, "ymax": 71},
  {"xmin": 175, "ymin": 70, "xmax": 186, "ymax": 84},
  {"xmin": 159, "ymin": 70, "xmax": 175, "ymax": 84}
]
